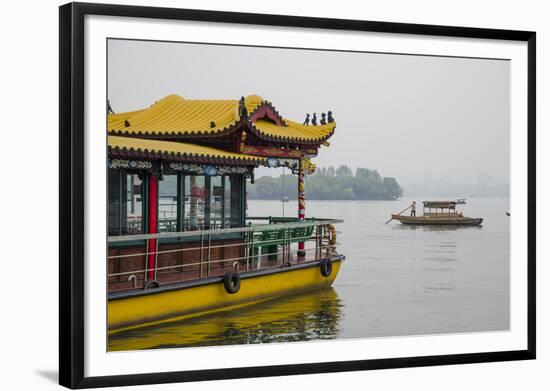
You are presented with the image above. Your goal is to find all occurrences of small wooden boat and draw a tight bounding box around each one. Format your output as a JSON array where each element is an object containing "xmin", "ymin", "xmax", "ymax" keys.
[
  {"xmin": 390, "ymin": 201, "xmax": 483, "ymax": 226},
  {"xmin": 391, "ymin": 214, "xmax": 483, "ymax": 225}
]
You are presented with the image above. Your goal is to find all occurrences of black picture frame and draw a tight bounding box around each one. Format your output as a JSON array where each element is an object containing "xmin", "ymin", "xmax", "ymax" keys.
[{"xmin": 59, "ymin": 2, "xmax": 536, "ymax": 389}]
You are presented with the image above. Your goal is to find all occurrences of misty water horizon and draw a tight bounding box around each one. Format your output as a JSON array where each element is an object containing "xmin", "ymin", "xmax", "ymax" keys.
[{"xmin": 252, "ymin": 169, "xmax": 510, "ymax": 199}]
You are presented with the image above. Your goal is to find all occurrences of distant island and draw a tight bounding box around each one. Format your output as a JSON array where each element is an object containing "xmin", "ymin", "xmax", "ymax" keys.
[{"xmin": 248, "ymin": 165, "xmax": 403, "ymax": 201}]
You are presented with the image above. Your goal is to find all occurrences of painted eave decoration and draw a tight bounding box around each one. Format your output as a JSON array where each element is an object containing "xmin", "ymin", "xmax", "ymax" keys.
[
  {"xmin": 108, "ymin": 94, "xmax": 336, "ymax": 144},
  {"xmin": 108, "ymin": 135, "xmax": 266, "ymax": 166}
]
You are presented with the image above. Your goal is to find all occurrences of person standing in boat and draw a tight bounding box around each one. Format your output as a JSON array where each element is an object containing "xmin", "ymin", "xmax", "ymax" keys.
[{"xmin": 410, "ymin": 201, "xmax": 417, "ymax": 217}]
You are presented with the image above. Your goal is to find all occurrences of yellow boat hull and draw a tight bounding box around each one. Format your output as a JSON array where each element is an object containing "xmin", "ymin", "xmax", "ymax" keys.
[
  {"xmin": 108, "ymin": 258, "xmax": 342, "ymax": 332},
  {"xmin": 109, "ymin": 288, "xmax": 342, "ymax": 351}
]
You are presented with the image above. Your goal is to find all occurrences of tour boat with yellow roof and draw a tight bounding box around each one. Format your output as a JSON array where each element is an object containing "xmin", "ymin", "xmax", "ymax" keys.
[{"xmin": 107, "ymin": 94, "xmax": 344, "ymax": 334}]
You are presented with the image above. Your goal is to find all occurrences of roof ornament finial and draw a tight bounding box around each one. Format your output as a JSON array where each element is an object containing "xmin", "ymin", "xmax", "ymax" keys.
[
  {"xmin": 210, "ymin": 121, "xmax": 216, "ymax": 128},
  {"xmin": 239, "ymin": 96, "xmax": 248, "ymax": 117},
  {"xmin": 311, "ymin": 113, "xmax": 317, "ymax": 126},
  {"xmin": 327, "ymin": 111, "xmax": 335, "ymax": 123},
  {"xmin": 124, "ymin": 120, "xmax": 131, "ymax": 127},
  {"xmin": 320, "ymin": 113, "xmax": 327, "ymax": 125},
  {"xmin": 107, "ymin": 99, "xmax": 114, "ymax": 114},
  {"xmin": 303, "ymin": 113, "xmax": 310, "ymax": 125}
]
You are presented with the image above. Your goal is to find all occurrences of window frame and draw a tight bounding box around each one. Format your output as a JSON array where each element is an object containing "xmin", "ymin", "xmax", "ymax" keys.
[
  {"xmin": 107, "ymin": 169, "xmax": 148, "ymax": 241},
  {"xmin": 157, "ymin": 172, "xmax": 247, "ymax": 244}
]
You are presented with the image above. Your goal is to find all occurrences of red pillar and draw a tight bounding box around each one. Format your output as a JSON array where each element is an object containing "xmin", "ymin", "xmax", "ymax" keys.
[
  {"xmin": 298, "ymin": 159, "xmax": 306, "ymax": 257},
  {"xmin": 147, "ymin": 174, "xmax": 158, "ymax": 281}
]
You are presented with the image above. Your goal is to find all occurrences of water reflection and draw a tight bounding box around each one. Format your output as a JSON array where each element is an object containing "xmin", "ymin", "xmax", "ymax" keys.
[{"xmin": 109, "ymin": 288, "xmax": 343, "ymax": 351}]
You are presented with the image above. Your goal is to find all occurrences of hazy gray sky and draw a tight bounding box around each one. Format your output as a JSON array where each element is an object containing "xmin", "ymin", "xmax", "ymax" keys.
[{"xmin": 108, "ymin": 39, "xmax": 510, "ymax": 185}]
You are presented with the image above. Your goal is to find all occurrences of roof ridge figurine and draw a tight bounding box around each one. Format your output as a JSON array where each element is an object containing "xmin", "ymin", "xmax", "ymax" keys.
[
  {"xmin": 303, "ymin": 113, "xmax": 310, "ymax": 125},
  {"xmin": 312, "ymin": 113, "xmax": 317, "ymax": 126},
  {"xmin": 239, "ymin": 96, "xmax": 248, "ymax": 117}
]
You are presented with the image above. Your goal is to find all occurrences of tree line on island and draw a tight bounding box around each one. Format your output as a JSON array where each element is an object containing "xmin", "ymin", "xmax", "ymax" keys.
[{"xmin": 248, "ymin": 165, "xmax": 403, "ymax": 201}]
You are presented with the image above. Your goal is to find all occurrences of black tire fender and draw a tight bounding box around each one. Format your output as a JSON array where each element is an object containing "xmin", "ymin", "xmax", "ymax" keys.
[
  {"xmin": 320, "ymin": 259, "xmax": 333, "ymax": 277},
  {"xmin": 144, "ymin": 280, "xmax": 160, "ymax": 290},
  {"xmin": 223, "ymin": 272, "xmax": 241, "ymax": 294}
]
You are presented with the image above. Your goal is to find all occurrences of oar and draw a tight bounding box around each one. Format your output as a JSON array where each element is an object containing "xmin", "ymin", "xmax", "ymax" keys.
[{"xmin": 385, "ymin": 205, "xmax": 411, "ymax": 224}]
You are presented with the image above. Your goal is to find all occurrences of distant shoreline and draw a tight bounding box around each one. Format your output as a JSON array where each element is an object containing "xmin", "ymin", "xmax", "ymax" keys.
[{"xmin": 247, "ymin": 165, "xmax": 403, "ymax": 201}]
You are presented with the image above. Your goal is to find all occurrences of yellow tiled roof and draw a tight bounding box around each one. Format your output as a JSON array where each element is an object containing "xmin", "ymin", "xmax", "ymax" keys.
[
  {"xmin": 253, "ymin": 119, "xmax": 335, "ymax": 142},
  {"xmin": 108, "ymin": 94, "xmax": 335, "ymax": 143},
  {"xmin": 108, "ymin": 109, "xmax": 144, "ymax": 124},
  {"xmin": 108, "ymin": 95, "xmax": 244, "ymax": 135},
  {"xmin": 108, "ymin": 136, "xmax": 266, "ymax": 164}
]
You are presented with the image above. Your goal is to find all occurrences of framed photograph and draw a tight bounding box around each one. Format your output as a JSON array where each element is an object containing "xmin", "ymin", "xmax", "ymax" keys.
[{"xmin": 59, "ymin": 2, "xmax": 536, "ymax": 388}]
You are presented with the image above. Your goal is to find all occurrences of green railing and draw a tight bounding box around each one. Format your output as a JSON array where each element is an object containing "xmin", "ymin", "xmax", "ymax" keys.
[{"xmin": 246, "ymin": 217, "xmax": 317, "ymax": 260}]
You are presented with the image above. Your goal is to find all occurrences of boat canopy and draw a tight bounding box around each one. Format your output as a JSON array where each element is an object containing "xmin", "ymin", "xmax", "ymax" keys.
[
  {"xmin": 107, "ymin": 94, "xmax": 338, "ymax": 240},
  {"xmin": 423, "ymin": 201, "xmax": 457, "ymax": 209},
  {"xmin": 108, "ymin": 94, "xmax": 336, "ymax": 144},
  {"xmin": 108, "ymin": 135, "xmax": 266, "ymax": 166}
]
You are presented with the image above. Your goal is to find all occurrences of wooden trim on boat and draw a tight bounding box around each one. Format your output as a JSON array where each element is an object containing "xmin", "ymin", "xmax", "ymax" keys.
[{"xmin": 391, "ymin": 214, "xmax": 483, "ymax": 226}]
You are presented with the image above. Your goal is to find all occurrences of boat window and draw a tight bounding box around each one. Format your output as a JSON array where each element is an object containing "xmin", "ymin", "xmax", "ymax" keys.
[
  {"xmin": 183, "ymin": 175, "xmax": 206, "ymax": 231},
  {"xmin": 209, "ymin": 176, "xmax": 223, "ymax": 229},
  {"xmin": 109, "ymin": 171, "xmax": 246, "ymax": 237},
  {"xmin": 229, "ymin": 176, "xmax": 243, "ymax": 228},
  {"xmin": 125, "ymin": 174, "xmax": 144, "ymax": 235},
  {"xmin": 108, "ymin": 170, "xmax": 144, "ymax": 236},
  {"xmin": 178, "ymin": 174, "xmax": 244, "ymax": 232},
  {"xmin": 158, "ymin": 174, "xmax": 178, "ymax": 232},
  {"xmin": 203, "ymin": 175, "xmax": 243, "ymax": 229},
  {"xmin": 224, "ymin": 176, "xmax": 232, "ymax": 228},
  {"xmin": 108, "ymin": 170, "xmax": 121, "ymax": 236}
]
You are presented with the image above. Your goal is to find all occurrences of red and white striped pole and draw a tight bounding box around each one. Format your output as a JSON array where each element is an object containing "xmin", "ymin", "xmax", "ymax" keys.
[{"xmin": 298, "ymin": 159, "xmax": 306, "ymax": 257}]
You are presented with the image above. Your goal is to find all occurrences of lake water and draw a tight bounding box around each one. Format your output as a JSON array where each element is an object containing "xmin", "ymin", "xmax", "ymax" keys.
[{"xmin": 109, "ymin": 197, "xmax": 510, "ymax": 351}]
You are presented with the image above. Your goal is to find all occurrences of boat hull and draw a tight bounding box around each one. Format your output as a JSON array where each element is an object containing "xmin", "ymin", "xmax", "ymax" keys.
[
  {"xmin": 109, "ymin": 288, "xmax": 342, "ymax": 351},
  {"xmin": 108, "ymin": 256, "xmax": 343, "ymax": 332},
  {"xmin": 392, "ymin": 215, "xmax": 483, "ymax": 226}
]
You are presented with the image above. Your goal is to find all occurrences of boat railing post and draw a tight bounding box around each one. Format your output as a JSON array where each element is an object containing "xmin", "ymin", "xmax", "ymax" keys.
[
  {"xmin": 207, "ymin": 233, "xmax": 212, "ymax": 277},
  {"xmin": 154, "ymin": 237, "xmax": 159, "ymax": 281},
  {"xmin": 286, "ymin": 227, "xmax": 291, "ymax": 264},
  {"xmin": 322, "ymin": 225, "xmax": 327, "ymax": 257},
  {"xmin": 250, "ymin": 230, "xmax": 255, "ymax": 269},
  {"xmin": 281, "ymin": 228, "xmax": 285, "ymax": 266},
  {"xmin": 244, "ymin": 230, "xmax": 250, "ymax": 272},
  {"xmin": 282, "ymin": 228, "xmax": 287, "ymax": 266},
  {"xmin": 323, "ymin": 224, "xmax": 327, "ymax": 256},
  {"xmin": 144, "ymin": 238, "xmax": 149, "ymax": 284},
  {"xmin": 325, "ymin": 225, "xmax": 330, "ymax": 257},
  {"xmin": 315, "ymin": 224, "xmax": 321, "ymax": 260},
  {"xmin": 199, "ymin": 234, "xmax": 204, "ymax": 278},
  {"xmin": 322, "ymin": 224, "xmax": 325, "ymax": 256},
  {"xmin": 314, "ymin": 225, "xmax": 317, "ymax": 259}
]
